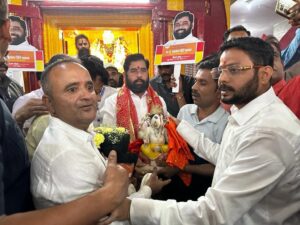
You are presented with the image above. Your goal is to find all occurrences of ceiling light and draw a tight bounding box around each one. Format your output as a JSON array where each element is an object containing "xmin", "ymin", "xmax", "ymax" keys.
[{"xmin": 42, "ymin": 0, "xmax": 150, "ymax": 3}]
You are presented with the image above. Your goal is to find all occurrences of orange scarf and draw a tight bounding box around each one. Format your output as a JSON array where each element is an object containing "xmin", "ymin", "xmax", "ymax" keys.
[
  {"xmin": 165, "ymin": 117, "xmax": 195, "ymax": 186},
  {"xmin": 116, "ymin": 85, "xmax": 162, "ymax": 141}
]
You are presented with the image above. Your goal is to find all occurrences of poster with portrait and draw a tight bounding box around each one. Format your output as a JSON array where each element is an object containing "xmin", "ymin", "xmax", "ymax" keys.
[
  {"xmin": 155, "ymin": 11, "xmax": 204, "ymax": 65},
  {"xmin": 7, "ymin": 15, "xmax": 44, "ymax": 72},
  {"xmin": 154, "ymin": 11, "xmax": 205, "ymax": 92}
]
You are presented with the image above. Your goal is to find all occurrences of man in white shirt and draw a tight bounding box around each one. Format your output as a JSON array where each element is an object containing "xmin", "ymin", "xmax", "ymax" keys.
[
  {"xmin": 102, "ymin": 37, "xmax": 300, "ymax": 225},
  {"xmin": 100, "ymin": 53, "xmax": 168, "ymax": 141},
  {"xmin": 31, "ymin": 58, "xmax": 168, "ymax": 211}
]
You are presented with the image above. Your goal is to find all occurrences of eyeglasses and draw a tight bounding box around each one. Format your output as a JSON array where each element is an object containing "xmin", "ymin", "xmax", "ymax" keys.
[{"xmin": 211, "ymin": 65, "xmax": 263, "ymax": 79}]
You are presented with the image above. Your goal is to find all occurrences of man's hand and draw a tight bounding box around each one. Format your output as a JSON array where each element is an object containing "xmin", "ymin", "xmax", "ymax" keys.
[
  {"xmin": 158, "ymin": 166, "xmax": 180, "ymax": 178},
  {"xmin": 288, "ymin": 1, "xmax": 300, "ymax": 27},
  {"xmin": 103, "ymin": 150, "xmax": 129, "ymax": 206},
  {"xmin": 170, "ymin": 75, "xmax": 183, "ymax": 92},
  {"xmin": 146, "ymin": 167, "xmax": 171, "ymax": 195},
  {"xmin": 98, "ymin": 198, "xmax": 131, "ymax": 225},
  {"xmin": 168, "ymin": 115, "xmax": 181, "ymax": 126},
  {"xmin": 14, "ymin": 98, "xmax": 48, "ymax": 126}
]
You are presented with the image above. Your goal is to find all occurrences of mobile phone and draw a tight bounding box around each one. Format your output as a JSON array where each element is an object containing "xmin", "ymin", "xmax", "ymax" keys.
[{"xmin": 275, "ymin": 0, "xmax": 297, "ymax": 19}]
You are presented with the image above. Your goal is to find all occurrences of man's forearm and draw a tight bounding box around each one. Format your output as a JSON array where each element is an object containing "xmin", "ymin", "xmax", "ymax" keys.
[
  {"xmin": 183, "ymin": 164, "xmax": 215, "ymax": 176},
  {"xmin": 13, "ymin": 110, "xmax": 25, "ymax": 129},
  {"xmin": 0, "ymin": 185, "xmax": 122, "ymax": 225},
  {"xmin": 175, "ymin": 92, "xmax": 186, "ymax": 108}
]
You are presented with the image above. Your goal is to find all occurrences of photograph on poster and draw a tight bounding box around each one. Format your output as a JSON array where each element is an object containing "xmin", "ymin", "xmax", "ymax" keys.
[
  {"xmin": 7, "ymin": 15, "xmax": 44, "ymax": 72},
  {"xmin": 8, "ymin": 15, "xmax": 37, "ymax": 51}
]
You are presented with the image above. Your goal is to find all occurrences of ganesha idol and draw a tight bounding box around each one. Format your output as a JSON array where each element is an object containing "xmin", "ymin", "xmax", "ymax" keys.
[
  {"xmin": 138, "ymin": 109, "xmax": 169, "ymax": 166},
  {"xmin": 137, "ymin": 106, "xmax": 194, "ymax": 184}
]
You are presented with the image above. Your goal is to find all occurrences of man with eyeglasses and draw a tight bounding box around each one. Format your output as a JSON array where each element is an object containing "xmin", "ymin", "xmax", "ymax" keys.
[
  {"xmin": 101, "ymin": 37, "xmax": 300, "ymax": 225},
  {"xmin": 0, "ymin": 1, "xmax": 137, "ymax": 224}
]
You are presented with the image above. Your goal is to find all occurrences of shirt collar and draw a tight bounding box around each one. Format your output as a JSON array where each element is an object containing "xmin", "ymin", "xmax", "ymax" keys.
[
  {"xmin": 130, "ymin": 90, "xmax": 148, "ymax": 98},
  {"xmin": 230, "ymin": 87, "xmax": 277, "ymax": 126},
  {"xmin": 189, "ymin": 104, "xmax": 226, "ymax": 124},
  {"xmin": 49, "ymin": 116, "xmax": 93, "ymax": 143}
]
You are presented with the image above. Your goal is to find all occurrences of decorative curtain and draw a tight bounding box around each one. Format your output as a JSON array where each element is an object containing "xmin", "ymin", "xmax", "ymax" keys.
[
  {"xmin": 139, "ymin": 22, "xmax": 154, "ymax": 76},
  {"xmin": 42, "ymin": 11, "xmax": 153, "ymax": 74},
  {"xmin": 43, "ymin": 14, "xmax": 62, "ymax": 62}
]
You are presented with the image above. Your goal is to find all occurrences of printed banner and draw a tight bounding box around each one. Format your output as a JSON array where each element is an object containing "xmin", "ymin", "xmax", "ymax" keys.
[
  {"xmin": 8, "ymin": 0, "xmax": 22, "ymax": 5},
  {"xmin": 7, "ymin": 50, "xmax": 44, "ymax": 71},
  {"xmin": 154, "ymin": 41, "xmax": 204, "ymax": 65}
]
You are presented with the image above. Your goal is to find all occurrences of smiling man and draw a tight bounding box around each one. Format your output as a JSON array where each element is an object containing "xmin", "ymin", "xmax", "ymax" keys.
[
  {"xmin": 30, "ymin": 58, "xmax": 107, "ymax": 208},
  {"xmin": 173, "ymin": 11, "xmax": 198, "ymax": 41},
  {"xmin": 30, "ymin": 57, "xmax": 166, "ymax": 212},
  {"xmin": 8, "ymin": 16, "xmax": 37, "ymax": 51},
  {"xmin": 165, "ymin": 11, "xmax": 200, "ymax": 46}
]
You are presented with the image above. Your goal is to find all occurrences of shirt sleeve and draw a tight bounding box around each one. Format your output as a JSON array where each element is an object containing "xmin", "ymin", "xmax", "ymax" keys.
[
  {"xmin": 100, "ymin": 94, "xmax": 117, "ymax": 126},
  {"xmin": 11, "ymin": 95, "xmax": 26, "ymax": 117},
  {"xmin": 176, "ymin": 105, "xmax": 185, "ymax": 120},
  {"xmin": 130, "ymin": 131, "xmax": 286, "ymax": 225},
  {"xmin": 159, "ymin": 96, "xmax": 169, "ymax": 118},
  {"xmin": 177, "ymin": 120, "xmax": 220, "ymax": 164},
  {"xmin": 128, "ymin": 186, "xmax": 152, "ymax": 199}
]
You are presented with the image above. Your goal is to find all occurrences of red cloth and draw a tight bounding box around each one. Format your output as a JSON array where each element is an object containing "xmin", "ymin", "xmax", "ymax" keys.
[
  {"xmin": 164, "ymin": 117, "xmax": 195, "ymax": 186},
  {"xmin": 116, "ymin": 85, "xmax": 162, "ymax": 141},
  {"xmin": 128, "ymin": 139, "xmax": 143, "ymax": 154},
  {"xmin": 273, "ymin": 79, "xmax": 286, "ymax": 95},
  {"xmin": 273, "ymin": 77, "xmax": 300, "ymax": 119}
]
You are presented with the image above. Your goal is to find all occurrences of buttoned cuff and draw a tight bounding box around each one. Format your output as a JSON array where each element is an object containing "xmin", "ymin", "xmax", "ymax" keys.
[{"xmin": 130, "ymin": 198, "xmax": 168, "ymax": 225}]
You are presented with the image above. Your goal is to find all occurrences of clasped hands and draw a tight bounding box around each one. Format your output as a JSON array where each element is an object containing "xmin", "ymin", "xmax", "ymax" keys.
[{"xmin": 100, "ymin": 161, "xmax": 171, "ymax": 225}]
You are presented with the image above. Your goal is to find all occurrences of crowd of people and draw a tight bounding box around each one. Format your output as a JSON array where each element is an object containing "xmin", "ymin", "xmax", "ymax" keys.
[{"xmin": 0, "ymin": 0, "xmax": 300, "ymax": 224}]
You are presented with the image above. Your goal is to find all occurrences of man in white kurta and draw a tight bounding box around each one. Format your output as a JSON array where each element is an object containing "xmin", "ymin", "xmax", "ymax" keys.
[
  {"xmin": 101, "ymin": 91, "xmax": 167, "ymax": 127},
  {"xmin": 100, "ymin": 53, "xmax": 168, "ymax": 136},
  {"xmin": 103, "ymin": 37, "xmax": 300, "ymax": 225}
]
